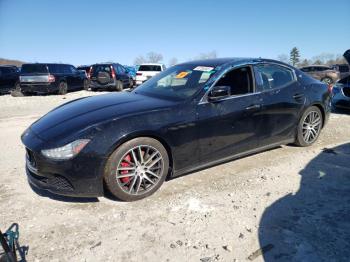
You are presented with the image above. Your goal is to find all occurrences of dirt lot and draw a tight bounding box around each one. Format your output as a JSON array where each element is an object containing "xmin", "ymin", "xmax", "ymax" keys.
[{"xmin": 0, "ymin": 91, "xmax": 349, "ymax": 262}]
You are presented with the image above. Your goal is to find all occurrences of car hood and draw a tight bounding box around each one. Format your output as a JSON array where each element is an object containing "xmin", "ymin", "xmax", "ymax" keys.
[
  {"xmin": 344, "ymin": 49, "xmax": 350, "ymax": 65},
  {"xmin": 30, "ymin": 92, "xmax": 176, "ymax": 141}
]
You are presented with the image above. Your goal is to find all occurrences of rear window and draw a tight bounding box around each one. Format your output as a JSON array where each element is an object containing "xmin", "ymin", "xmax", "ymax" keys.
[
  {"xmin": 21, "ymin": 64, "xmax": 48, "ymax": 74},
  {"xmin": 138, "ymin": 65, "xmax": 162, "ymax": 72}
]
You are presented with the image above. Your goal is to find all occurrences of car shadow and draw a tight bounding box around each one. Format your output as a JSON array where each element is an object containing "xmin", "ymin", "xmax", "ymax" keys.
[
  {"xmin": 258, "ymin": 143, "xmax": 350, "ymax": 261},
  {"xmin": 29, "ymin": 184, "xmax": 99, "ymax": 203},
  {"xmin": 331, "ymin": 107, "xmax": 350, "ymax": 115}
]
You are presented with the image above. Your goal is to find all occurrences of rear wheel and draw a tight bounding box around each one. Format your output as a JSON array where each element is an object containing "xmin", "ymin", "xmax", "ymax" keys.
[
  {"xmin": 83, "ymin": 79, "xmax": 89, "ymax": 90},
  {"xmin": 116, "ymin": 80, "xmax": 123, "ymax": 91},
  {"xmin": 295, "ymin": 106, "xmax": 323, "ymax": 147},
  {"xmin": 104, "ymin": 137, "xmax": 169, "ymax": 201},
  {"xmin": 58, "ymin": 81, "xmax": 68, "ymax": 95}
]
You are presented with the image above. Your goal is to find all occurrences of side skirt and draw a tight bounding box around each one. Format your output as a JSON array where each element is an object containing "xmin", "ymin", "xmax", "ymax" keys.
[{"xmin": 172, "ymin": 138, "xmax": 295, "ymax": 177}]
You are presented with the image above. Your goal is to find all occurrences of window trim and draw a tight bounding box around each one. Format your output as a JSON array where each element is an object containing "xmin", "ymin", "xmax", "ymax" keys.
[
  {"xmin": 199, "ymin": 62, "xmax": 297, "ymax": 104},
  {"xmin": 199, "ymin": 64, "xmax": 257, "ymax": 104},
  {"xmin": 252, "ymin": 62, "xmax": 297, "ymax": 94}
]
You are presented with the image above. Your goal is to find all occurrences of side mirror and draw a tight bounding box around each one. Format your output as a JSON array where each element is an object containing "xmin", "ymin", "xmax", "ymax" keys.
[{"xmin": 208, "ymin": 85, "xmax": 231, "ymax": 101}]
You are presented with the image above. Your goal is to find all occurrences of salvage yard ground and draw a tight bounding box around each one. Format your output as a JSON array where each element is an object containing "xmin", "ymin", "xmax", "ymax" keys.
[{"xmin": 0, "ymin": 91, "xmax": 349, "ymax": 261}]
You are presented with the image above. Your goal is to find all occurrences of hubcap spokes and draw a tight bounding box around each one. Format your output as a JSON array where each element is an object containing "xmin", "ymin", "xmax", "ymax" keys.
[
  {"xmin": 302, "ymin": 111, "xmax": 321, "ymax": 143},
  {"xmin": 116, "ymin": 145, "xmax": 163, "ymax": 195}
]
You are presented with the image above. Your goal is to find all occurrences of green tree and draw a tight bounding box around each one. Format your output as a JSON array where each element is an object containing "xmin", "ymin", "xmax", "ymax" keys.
[{"xmin": 290, "ymin": 47, "xmax": 300, "ymax": 66}]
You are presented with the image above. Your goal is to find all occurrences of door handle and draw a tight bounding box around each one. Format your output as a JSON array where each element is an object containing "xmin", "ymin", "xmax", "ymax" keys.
[{"xmin": 245, "ymin": 104, "xmax": 261, "ymax": 111}]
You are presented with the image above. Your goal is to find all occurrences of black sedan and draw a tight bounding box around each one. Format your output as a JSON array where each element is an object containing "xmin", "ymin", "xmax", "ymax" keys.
[{"xmin": 21, "ymin": 58, "xmax": 331, "ymax": 201}]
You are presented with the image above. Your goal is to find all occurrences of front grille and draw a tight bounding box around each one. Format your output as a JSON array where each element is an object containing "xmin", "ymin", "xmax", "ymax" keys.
[
  {"xmin": 50, "ymin": 176, "xmax": 74, "ymax": 191},
  {"xmin": 26, "ymin": 148, "xmax": 37, "ymax": 168},
  {"xmin": 342, "ymin": 87, "xmax": 350, "ymax": 97}
]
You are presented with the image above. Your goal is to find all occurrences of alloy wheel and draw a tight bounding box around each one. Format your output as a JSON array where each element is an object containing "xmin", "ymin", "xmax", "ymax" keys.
[
  {"xmin": 116, "ymin": 145, "xmax": 164, "ymax": 195},
  {"xmin": 302, "ymin": 110, "xmax": 322, "ymax": 144}
]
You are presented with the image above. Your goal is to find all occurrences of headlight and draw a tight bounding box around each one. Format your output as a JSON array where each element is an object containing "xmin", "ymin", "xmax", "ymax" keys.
[{"xmin": 41, "ymin": 139, "xmax": 90, "ymax": 160}]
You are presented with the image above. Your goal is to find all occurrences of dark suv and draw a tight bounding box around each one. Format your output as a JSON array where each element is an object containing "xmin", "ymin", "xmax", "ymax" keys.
[
  {"xmin": 89, "ymin": 63, "xmax": 133, "ymax": 91},
  {"xmin": 0, "ymin": 65, "xmax": 20, "ymax": 94},
  {"xmin": 20, "ymin": 63, "xmax": 88, "ymax": 95}
]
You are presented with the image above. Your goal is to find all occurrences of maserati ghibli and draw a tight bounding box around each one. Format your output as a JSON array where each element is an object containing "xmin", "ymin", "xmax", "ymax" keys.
[{"xmin": 21, "ymin": 58, "xmax": 331, "ymax": 201}]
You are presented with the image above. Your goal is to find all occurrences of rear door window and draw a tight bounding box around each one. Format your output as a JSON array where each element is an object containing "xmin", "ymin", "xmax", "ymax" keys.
[{"xmin": 254, "ymin": 64, "xmax": 295, "ymax": 91}]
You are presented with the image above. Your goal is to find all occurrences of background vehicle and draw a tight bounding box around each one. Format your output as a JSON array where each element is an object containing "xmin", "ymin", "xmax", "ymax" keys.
[
  {"xmin": 21, "ymin": 58, "xmax": 331, "ymax": 201},
  {"xmin": 19, "ymin": 63, "xmax": 88, "ymax": 95},
  {"xmin": 0, "ymin": 65, "xmax": 20, "ymax": 94},
  {"xmin": 331, "ymin": 64, "xmax": 350, "ymax": 79},
  {"xmin": 299, "ymin": 65, "xmax": 340, "ymax": 84},
  {"xmin": 135, "ymin": 63, "xmax": 165, "ymax": 86},
  {"xmin": 124, "ymin": 66, "xmax": 136, "ymax": 87},
  {"xmin": 89, "ymin": 63, "xmax": 133, "ymax": 91},
  {"xmin": 77, "ymin": 65, "xmax": 91, "ymax": 77},
  {"xmin": 332, "ymin": 49, "xmax": 350, "ymax": 109}
]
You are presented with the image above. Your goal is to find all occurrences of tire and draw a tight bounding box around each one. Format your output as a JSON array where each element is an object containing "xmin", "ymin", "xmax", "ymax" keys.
[
  {"xmin": 10, "ymin": 82, "xmax": 25, "ymax": 97},
  {"xmin": 104, "ymin": 137, "xmax": 169, "ymax": 201},
  {"xmin": 321, "ymin": 77, "xmax": 333, "ymax": 85},
  {"xmin": 129, "ymin": 79, "xmax": 133, "ymax": 89},
  {"xmin": 295, "ymin": 106, "xmax": 323, "ymax": 147},
  {"xmin": 83, "ymin": 79, "xmax": 89, "ymax": 91},
  {"xmin": 58, "ymin": 81, "xmax": 68, "ymax": 95},
  {"xmin": 116, "ymin": 80, "xmax": 123, "ymax": 91}
]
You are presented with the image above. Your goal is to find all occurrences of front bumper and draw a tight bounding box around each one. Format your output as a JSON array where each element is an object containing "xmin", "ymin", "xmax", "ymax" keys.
[
  {"xmin": 22, "ymin": 129, "xmax": 104, "ymax": 197},
  {"xmin": 332, "ymin": 88, "xmax": 350, "ymax": 109}
]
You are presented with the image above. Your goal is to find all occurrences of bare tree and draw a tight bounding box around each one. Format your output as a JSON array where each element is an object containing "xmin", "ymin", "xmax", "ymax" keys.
[
  {"xmin": 147, "ymin": 52, "xmax": 163, "ymax": 63},
  {"xmin": 134, "ymin": 55, "xmax": 147, "ymax": 65},
  {"xmin": 134, "ymin": 52, "xmax": 164, "ymax": 65},
  {"xmin": 168, "ymin": 57, "xmax": 178, "ymax": 67}
]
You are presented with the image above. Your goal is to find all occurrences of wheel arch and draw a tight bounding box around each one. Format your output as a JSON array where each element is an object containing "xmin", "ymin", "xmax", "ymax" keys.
[{"xmin": 105, "ymin": 131, "xmax": 174, "ymax": 175}]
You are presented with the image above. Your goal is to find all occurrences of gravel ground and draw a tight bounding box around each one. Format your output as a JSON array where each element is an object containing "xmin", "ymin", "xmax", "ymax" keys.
[{"xmin": 0, "ymin": 91, "xmax": 349, "ymax": 262}]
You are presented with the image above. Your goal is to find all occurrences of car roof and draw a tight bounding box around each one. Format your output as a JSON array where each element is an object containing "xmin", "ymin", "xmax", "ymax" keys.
[
  {"xmin": 178, "ymin": 57, "xmax": 285, "ymax": 68},
  {"xmin": 0, "ymin": 65, "xmax": 18, "ymax": 68},
  {"xmin": 301, "ymin": 65, "xmax": 331, "ymax": 68},
  {"xmin": 22, "ymin": 63, "xmax": 73, "ymax": 66},
  {"xmin": 140, "ymin": 63, "xmax": 164, "ymax": 66}
]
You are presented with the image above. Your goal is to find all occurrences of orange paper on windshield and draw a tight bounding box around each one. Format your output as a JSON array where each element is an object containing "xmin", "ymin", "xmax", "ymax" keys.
[{"xmin": 175, "ymin": 71, "xmax": 189, "ymax": 78}]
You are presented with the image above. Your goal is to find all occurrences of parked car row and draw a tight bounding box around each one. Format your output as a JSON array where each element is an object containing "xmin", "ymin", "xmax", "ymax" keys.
[{"xmin": 0, "ymin": 61, "xmax": 166, "ymax": 96}]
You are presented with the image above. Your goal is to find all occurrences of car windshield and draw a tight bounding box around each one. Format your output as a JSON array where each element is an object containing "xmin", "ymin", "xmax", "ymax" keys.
[
  {"xmin": 134, "ymin": 64, "xmax": 216, "ymax": 100},
  {"xmin": 21, "ymin": 64, "xmax": 48, "ymax": 74},
  {"xmin": 138, "ymin": 65, "xmax": 162, "ymax": 71}
]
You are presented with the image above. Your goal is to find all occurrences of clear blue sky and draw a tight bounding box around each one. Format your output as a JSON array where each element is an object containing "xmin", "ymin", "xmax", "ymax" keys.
[{"xmin": 0, "ymin": 0, "xmax": 349, "ymax": 65}]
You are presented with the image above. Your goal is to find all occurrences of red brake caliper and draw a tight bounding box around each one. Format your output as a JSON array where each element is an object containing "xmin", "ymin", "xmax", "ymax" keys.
[{"xmin": 120, "ymin": 154, "xmax": 131, "ymax": 183}]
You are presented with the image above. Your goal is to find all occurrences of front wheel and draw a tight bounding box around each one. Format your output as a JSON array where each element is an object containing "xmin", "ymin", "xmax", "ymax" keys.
[
  {"xmin": 115, "ymin": 80, "xmax": 123, "ymax": 92},
  {"xmin": 104, "ymin": 137, "xmax": 169, "ymax": 201},
  {"xmin": 295, "ymin": 106, "xmax": 323, "ymax": 147}
]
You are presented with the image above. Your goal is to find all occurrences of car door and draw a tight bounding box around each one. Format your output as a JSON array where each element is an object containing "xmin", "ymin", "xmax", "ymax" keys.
[
  {"xmin": 116, "ymin": 65, "xmax": 129, "ymax": 87},
  {"xmin": 253, "ymin": 63, "xmax": 305, "ymax": 147},
  {"xmin": 196, "ymin": 66, "xmax": 262, "ymax": 164},
  {"xmin": 69, "ymin": 65, "xmax": 81, "ymax": 89},
  {"xmin": 0, "ymin": 67, "xmax": 12, "ymax": 88}
]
